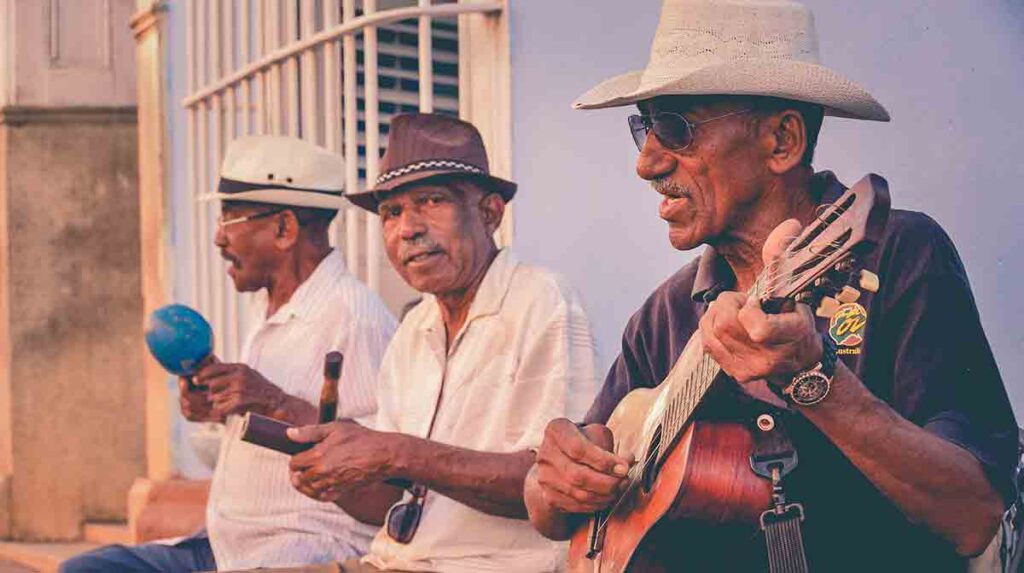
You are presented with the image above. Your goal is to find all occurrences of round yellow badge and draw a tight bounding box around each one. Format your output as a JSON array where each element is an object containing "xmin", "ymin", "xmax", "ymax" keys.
[{"xmin": 829, "ymin": 302, "xmax": 868, "ymax": 347}]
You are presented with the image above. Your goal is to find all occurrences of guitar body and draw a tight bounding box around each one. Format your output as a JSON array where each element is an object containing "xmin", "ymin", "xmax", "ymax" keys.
[{"xmin": 567, "ymin": 385, "xmax": 771, "ymax": 573}]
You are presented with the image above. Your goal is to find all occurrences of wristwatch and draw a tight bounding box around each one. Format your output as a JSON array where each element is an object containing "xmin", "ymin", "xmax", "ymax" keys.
[{"xmin": 781, "ymin": 333, "xmax": 838, "ymax": 407}]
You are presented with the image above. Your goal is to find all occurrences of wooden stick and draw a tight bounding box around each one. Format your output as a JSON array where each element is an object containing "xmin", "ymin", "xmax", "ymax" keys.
[{"xmin": 319, "ymin": 351, "xmax": 343, "ymax": 423}]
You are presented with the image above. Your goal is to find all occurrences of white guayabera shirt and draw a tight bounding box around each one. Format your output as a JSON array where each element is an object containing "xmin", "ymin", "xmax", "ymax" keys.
[
  {"xmin": 364, "ymin": 249, "xmax": 598, "ymax": 573},
  {"xmin": 206, "ymin": 250, "xmax": 397, "ymax": 570}
]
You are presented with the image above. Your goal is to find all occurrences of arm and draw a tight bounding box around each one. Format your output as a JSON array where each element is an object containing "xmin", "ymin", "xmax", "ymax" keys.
[
  {"xmin": 319, "ymin": 480, "xmax": 403, "ymax": 527},
  {"xmin": 287, "ymin": 421, "xmax": 535, "ymax": 519},
  {"xmin": 389, "ymin": 435, "xmax": 534, "ymax": 518},
  {"xmin": 288, "ymin": 422, "xmax": 402, "ymax": 524},
  {"xmin": 700, "ymin": 221, "xmax": 1008, "ymax": 556},
  {"xmin": 801, "ymin": 362, "xmax": 1004, "ymax": 555},
  {"xmin": 197, "ymin": 362, "xmax": 317, "ymax": 425}
]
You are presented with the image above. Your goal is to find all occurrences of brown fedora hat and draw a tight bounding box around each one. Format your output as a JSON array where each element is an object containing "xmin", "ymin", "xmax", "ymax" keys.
[{"xmin": 346, "ymin": 113, "xmax": 517, "ymax": 212}]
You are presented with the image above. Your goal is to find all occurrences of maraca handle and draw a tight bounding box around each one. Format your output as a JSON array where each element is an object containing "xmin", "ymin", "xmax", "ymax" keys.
[{"xmin": 183, "ymin": 355, "xmax": 219, "ymax": 391}]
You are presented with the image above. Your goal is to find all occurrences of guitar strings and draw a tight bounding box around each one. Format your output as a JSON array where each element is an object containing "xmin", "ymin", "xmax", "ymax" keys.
[
  {"xmin": 597, "ymin": 352, "xmax": 719, "ymax": 530},
  {"xmin": 591, "ymin": 239, "xmax": 851, "ymax": 537},
  {"xmin": 763, "ymin": 236, "xmax": 849, "ymax": 291}
]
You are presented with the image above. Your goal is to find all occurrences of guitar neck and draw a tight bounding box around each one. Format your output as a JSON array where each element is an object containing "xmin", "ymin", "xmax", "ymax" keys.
[
  {"xmin": 656, "ymin": 344, "xmax": 722, "ymax": 463},
  {"xmin": 654, "ymin": 273, "xmax": 775, "ymax": 464}
]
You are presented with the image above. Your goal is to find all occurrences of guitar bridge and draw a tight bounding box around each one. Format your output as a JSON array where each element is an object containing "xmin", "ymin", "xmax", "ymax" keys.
[{"xmin": 586, "ymin": 511, "xmax": 608, "ymax": 559}]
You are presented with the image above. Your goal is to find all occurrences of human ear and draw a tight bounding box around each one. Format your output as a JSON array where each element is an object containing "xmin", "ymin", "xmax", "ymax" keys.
[
  {"xmin": 478, "ymin": 193, "xmax": 505, "ymax": 234},
  {"xmin": 765, "ymin": 110, "xmax": 807, "ymax": 175},
  {"xmin": 274, "ymin": 210, "xmax": 301, "ymax": 250}
]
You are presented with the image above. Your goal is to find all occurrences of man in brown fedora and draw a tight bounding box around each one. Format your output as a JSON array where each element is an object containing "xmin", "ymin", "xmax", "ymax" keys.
[
  {"xmin": 285, "ymin": 113, "xmax": 598, "ymax": 573},
  {"xmin": 524, "ymin": 0, "xmax": 1017, "ymax": 571}
]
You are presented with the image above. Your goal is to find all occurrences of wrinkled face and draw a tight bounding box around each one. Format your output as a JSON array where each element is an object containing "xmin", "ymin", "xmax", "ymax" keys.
[
  {"xmin": 213, "ymin": 202, "xmax": 284, "ymax": 292},
  {"xmin": 378, "ymin": 179, "xmax": 502, "ymax": 297},
  {"xmin": 636, "ymin": 97, "xmax": 768, "ymax": 251}
]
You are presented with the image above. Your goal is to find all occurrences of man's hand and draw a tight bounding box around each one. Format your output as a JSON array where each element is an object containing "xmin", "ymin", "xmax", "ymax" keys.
[
  {"xmin": 699, "ymin": 218, "xmax": 822, "ymax": 385},
  {"xmin": 195, "ymin": 362, "xmax": 285, "ymax": 420},
  {"xmin": 531, "ymin": 418, "xmax": 633, "ymax": 514},
  {"xmin": 287, "ymin": 421, "xmax": 402, "ymax": 503},
  {"xmin": 178, "ymin": 378, "xmax": 222, "ymax": 423},
  {"xmin": 699, "ymin": 292, "xmax": 822, "ymax": 384}
]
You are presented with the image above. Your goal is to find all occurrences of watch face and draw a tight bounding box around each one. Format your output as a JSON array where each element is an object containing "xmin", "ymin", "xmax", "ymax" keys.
[{"xmin": 787, "ymin": 371, "xmax": 831, "ymax": 406}]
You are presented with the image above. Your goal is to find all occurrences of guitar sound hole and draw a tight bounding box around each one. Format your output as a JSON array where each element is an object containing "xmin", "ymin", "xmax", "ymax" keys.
[{"xmin": 641, "ymin": 427, "xmax": 662, "ymax": 493}]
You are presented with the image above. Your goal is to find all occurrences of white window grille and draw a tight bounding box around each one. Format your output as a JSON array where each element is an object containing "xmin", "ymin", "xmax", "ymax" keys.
[{"xmin": 182, "ymin": 0, "xmax": 504, "ymax": 361}]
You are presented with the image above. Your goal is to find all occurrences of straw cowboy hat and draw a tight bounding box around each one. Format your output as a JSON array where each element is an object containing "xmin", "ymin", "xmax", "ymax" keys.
[
  {"xmin": 347, "ymin": 113, "xmax": 517, "ymax": 212},
  {"xmin": 203, "ymin": 135, "xmax": 347, "ymax": 209},
  {"xmin": 574, "ymin": 0, "xmax": 890, "ymax": 121}
]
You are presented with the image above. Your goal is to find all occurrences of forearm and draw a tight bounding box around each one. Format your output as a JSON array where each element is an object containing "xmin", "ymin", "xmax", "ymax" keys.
[
  {"xmin": 333, "ymin": 482, "xmax": 404, "ymax": 526},
  {"xmin": 801, "ymin": 362, "xmax": 1004, "ymax": 555},
  {"xmin": 389, "ymin": 434, "xmax": 534, "ymax": 519}
]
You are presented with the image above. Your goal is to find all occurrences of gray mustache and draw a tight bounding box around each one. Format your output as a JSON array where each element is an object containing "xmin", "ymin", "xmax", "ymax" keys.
[
  {"xmin": 651, "ymin": 178, "xmax": 690, "ymax": 197},
  {"xmin": 398, "ymin": 235, "xmax": 442, "ymax": 260}
]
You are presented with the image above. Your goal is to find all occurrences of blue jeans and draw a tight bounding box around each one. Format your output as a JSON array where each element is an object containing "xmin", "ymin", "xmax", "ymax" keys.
[{"xmin": 59, "ymin": 531, "xmax": 216, "ymax": 573}]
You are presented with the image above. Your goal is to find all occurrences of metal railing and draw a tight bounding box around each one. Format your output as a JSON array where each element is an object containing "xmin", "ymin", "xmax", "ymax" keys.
[{"xmin": 183, "ymin": 0, "xmax": 503, "ymax": 359}]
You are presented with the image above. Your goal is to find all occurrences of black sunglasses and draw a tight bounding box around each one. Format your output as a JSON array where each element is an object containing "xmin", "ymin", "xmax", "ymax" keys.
[
  {"xmin": 386, "ymin": 483, "xmax": 427, "ymax": 544},
  {"xmin": 627, "ymin": 109, "xmax": 751, "ymax": 152}
]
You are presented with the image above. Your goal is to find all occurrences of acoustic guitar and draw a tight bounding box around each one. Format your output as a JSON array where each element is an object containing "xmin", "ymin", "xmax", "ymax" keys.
[{"xmin": 567, "ymin": 174, "xmax": 892, "ymax": 572}]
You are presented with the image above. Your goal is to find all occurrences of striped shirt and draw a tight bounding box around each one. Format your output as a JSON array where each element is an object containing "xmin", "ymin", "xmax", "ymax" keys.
[
  {"xmin": 207, "ymin": 250, "xmax": 397, "ymax": 570},
  {"xmin": 364, "ymin": 249, "xmax": 597, "ymax": 573}
]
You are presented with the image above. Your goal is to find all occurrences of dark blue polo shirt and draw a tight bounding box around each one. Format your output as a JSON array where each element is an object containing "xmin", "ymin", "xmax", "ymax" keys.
[{"xmin": 584, "ymin": 172, "xmax": 1018, "ymax": 571}]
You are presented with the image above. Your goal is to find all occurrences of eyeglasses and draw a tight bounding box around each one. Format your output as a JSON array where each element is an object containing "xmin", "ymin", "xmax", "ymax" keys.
[
  {"xmin": 385, "ymin": 483, "xmax": 427, "ymax": 544},
  {"xmin": 627, "ymin": 109, "xmax": 751, "ymax": 152},
  {"xmin": 216, "ymin": 208, "xmax": 286, "ymax": 229}
]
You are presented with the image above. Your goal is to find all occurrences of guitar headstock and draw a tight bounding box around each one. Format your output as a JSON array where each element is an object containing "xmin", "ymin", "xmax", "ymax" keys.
[{"xmin": 759, "ymin": 174, "xmax": 891, "ymax": 316}]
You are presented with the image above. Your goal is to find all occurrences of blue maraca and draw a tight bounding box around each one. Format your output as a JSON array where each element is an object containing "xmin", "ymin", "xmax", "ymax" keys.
[{"xmin": 145, "ymin": 304, "xmax": 214, "ymax": 388}]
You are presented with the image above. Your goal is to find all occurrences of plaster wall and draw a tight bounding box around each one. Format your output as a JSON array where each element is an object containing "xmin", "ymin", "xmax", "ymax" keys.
[
  {"xmin": 507, "ymin": 0, "xmax": 1024, "ymax": 412},
  {"xmin": 0, "ymin": 0, "xmax": 143, "ymax": 541},
  {"xmin": 0, "ymin": 113, "xmax": 145, "ymax": 539}
]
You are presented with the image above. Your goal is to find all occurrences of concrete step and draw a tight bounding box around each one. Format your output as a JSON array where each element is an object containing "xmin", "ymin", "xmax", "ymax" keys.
[
  {"xmin": 83, "ymin": 522, "xmax": 131, "ymax": 546},
  {"xmin": 0, "ymin": 542, "xmax": 98, "ymax": 573}
]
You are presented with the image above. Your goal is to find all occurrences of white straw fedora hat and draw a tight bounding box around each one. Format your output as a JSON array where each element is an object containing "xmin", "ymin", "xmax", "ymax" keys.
[
  {"xmin": 202, "ymin": 135, "xmax": 347, "ymax": 209},
  {"xmin": 574, "ymin": 0, "xmax": 890, "ymax": 122}
]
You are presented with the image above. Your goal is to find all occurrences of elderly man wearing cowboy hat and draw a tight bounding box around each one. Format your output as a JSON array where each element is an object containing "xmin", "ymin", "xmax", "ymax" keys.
[
  {"xmin": 525, "ymin": 0, "xmax": 1017, "ymax": 571},
  {"xmin": 62, "ymin": 136, "xmax": 397, "ymax": 572},
  {"xmin": 285, "ymin": 113, "xmax": 598, "ymax": 573}
]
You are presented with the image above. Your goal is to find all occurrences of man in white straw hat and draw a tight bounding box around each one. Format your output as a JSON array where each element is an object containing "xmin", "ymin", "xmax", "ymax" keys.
[
  {"xmin": 525, "ymin": 0, "xmax": 1017, "ymax": 571},
  {"xmin": 62, "ymin": 136, "xmax": 397, "ymax": 572}
]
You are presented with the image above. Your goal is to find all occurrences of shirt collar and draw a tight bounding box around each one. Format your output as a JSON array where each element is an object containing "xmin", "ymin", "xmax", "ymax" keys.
[
  {"xmin": 265, "ymin": 249, "xmax": 348, "ymax": 324},
  {"xmin": 419, "ymin": 248, "xmax": 519, "ymax": 334},
  {"xmin": 690, "ymin": 171, "xmax": 847, "ymax": 303}
]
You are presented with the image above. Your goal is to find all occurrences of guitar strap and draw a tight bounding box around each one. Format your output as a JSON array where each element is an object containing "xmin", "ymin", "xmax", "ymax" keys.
[{"xmin": 750, "ymin": 411, "xmax": 809, "ymax": 573}]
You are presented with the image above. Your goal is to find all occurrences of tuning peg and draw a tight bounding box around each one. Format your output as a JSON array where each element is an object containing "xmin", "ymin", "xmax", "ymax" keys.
[
  {"xmin": 815, "ymin": 296, "xmax": 840, "ymax": 318},
  {"xmin": 858, "ymin": 270, "xmax": 880, "ymax": 293},
  {"xmin": 834, "ymin": 259, "xmax": 857, "ymax": 274},
  {"xmin": 836, "ymin": 285, "xmax": 861, "ymax": 304}
]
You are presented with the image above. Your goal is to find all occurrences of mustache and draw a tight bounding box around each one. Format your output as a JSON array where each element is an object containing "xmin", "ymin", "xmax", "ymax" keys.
[
  {"xmin": 398, "ymin": 235, "xmax": 444, "ymax": 262},
  {"xmin": 651, "ymin": 178, "xmax": 691, "ymax": 198},
  {"xmin": 220, "ymin": 249, "xmax": 239, "ymax": 265}
]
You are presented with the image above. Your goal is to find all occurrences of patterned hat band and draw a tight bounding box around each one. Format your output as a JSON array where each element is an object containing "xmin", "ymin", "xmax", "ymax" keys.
[{"xmin": 375, "ymin": 159, "xmax": 485, "ymax": 186}]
